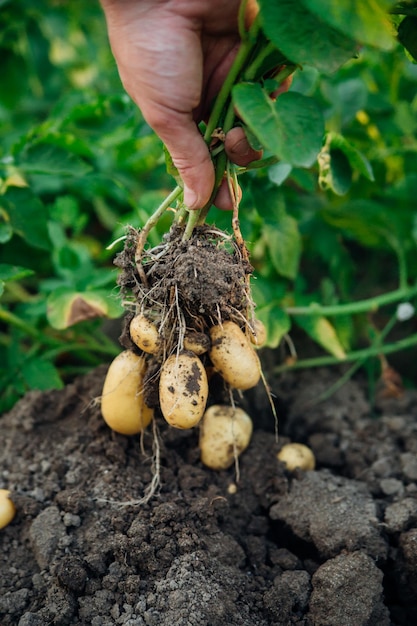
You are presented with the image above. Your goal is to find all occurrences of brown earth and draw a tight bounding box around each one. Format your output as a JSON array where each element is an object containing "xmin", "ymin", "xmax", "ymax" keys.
[{"xmin": 1, "ymin": 362, "xmax": 417, "ymax": 625}]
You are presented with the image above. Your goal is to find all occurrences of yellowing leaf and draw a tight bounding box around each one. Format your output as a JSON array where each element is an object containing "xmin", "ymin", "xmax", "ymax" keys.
[
  {"xmin": 47, "ymin": 288, "xmax": 123, "ymax": 329},
  {"xmin": 295, "ymin": 315, "xmax": 347, "ymax": 359}
]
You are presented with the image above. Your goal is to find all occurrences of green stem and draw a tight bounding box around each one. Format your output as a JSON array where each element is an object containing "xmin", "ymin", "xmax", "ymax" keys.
[
  {"xmin": 183, "ymin": 209, "xmax": 201, "ymax": 240},
  {"xmin": 314, "ymin": 312, "xmax": 399, "ymax": 403},
  {"xmin": 285, "ymin": 284, "xmax": 417, "ymax": 317},
  {"xmin": 243, "ymin": 41, "xmax": 277, "ymax": 80},
  {"xmin": 145, "ymin": 185, "xmax": 182, "ymax": 229},
  {"xmin": 313, "ymin": 358, "xmax": 366, "ymax": 403},
  {"xmin": 236, "ymin": 155, "xmax": 279, "ymax": 173},
  {"xmin": 0, "ymin": 307, "xmax": 41, "ymax": 340},
  {"xmin": 203, "ymin": 18, "xmax": 260, "ymax": 144},
  {"xmin": 42, "ymin": 340, "xmax": 119, "ymax": 361},
  {"xmin": 196, "ymin": 101, "xmax": 237, "ymax": 227},
  {"xmin": 237, "ymin": 0, "xmax": 250, "ymax": 40},
  {"xmin": 274, "ymin": 331, "xmax": 417, "ymax": 373}
]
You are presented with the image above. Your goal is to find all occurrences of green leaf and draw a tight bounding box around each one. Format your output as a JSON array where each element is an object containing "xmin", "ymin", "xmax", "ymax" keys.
[
  {"xmin": 251, "ymin": 275, "xmax": 287, "ymax": 308},
  {"xmin": 256, "ymin": 304, "xmax": 291, "ymax": 348},
  {"xmin": 233, "ymin": 84, "xmax": 324, "ymax": 168},
  {"xmin": 263, "ymin": 215, "xmax": 302, "ymax": 280},
  {"xmin": 318, "ymin": 132, "xmax": 374, "ymax": 195},
  {"xmin": 258, "ymin": 0, "xmax": 357, "ymax": 73},
  {"xmin": 17, "ymin": 143, "xmax": 92, "ymax": 177},
  {"xmin": 397, "ymin": 16, "xmax": 417, "ymax": 62},
  {"xmin": 268, "ymin": 162, "xmax": 293, "ymax": 186},
  {"xmin": 328, "ymin": 133, "xmax": 374, "ymax": 181},
  {"xmin": 47, "ymin": 287, "xmax": 123, "ymax": 329},
  {"xmin": 321, "ymin": 199, "xmax": 410, "ymax": 250},
  {"xmin": 1, "ymin": 187, "xmax": 51, "ymax": 250},
  {"xmin": 0, "ymin": 264, "xmax": 34, "ymax": 282},
  {"xmin": 294, "ymin": 315, "xmax": 347, "ymax": 359},
  {"xmin": 250, "ymin": 181, "xmax": 303, "ymax": 279},
  {"xmin": 0, "ymin": 216, "xmax": 13, "ymax": 244},
  {"xmin": 21, "ymin": 358, "xmax": 64, "ymax": 392},
  {"xmin": 303, "ymin": 0, "xmax": 394, "ymax": 50},
  {"xmin": 319, "ymin": 145, "xmax": 353, "ymax": 195}
]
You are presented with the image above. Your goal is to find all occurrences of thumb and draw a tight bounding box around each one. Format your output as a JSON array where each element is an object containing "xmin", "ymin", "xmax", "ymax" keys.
[{"xmin": 147, "ymin": 107, "xmax": 215, "ymax": 210}]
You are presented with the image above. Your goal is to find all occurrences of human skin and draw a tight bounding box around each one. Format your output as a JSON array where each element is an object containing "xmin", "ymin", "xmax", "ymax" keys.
[{"xmin": 100, "ymin": 0, "xmax": 262, "ymax": 210}]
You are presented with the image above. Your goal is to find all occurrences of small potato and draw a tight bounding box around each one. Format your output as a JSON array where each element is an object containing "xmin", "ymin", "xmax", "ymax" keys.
[
  {"xmin": 249, "ymin": 318, "xmax": 267, "ymax": 347},
  {"xmin": 277, "ymin": 443, "xmax": 316, "ymax": 471},
  {"xmin": 0, "ymin": 489, "xmax": 16, "ymax": 529},
  {"xmin": 159, "ymin": 351, "xmax": 208, "ymax": 429},
  {"xmin": 199, "ymin": 405, "xmax": 253, "ymax": 470},
  {"xmin": 209, "ymin": 321, "xmax": 261, "ymax": 390},
  {"xmin": 183, "ymin": 331, "xmax": 210, "ymax": 355},
  {"xmin": 101, "ymin": 350, "xmax": 153, "ymax": 435},
  {"xmin": 129, "ymin": 314, "xmax": 160, "ymax": 354}
]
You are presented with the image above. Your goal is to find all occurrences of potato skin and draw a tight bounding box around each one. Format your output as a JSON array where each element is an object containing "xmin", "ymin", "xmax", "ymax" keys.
[
  {"xmin": 209, "ymin": 321, "xmax": 261, "ymax": 390},
  {"xmin": 277, "ymin": 443, "xmax": 316, "ymax": 471},
  {"xmin": 159, "ymin": 351, "xmax": 208, "ymax": 429},
  {"xmin": 249, "ymin": 319, "xmax": 267, "ymax": 347},
  {"xmin": 0, "ymin": 489, "xmax": 16, "ymax": 529},
  {"xmin": 129, "ymin": 314, "xmax": 160, "ymax": 354},
  {"xmin": 199, "ymin": 405, "xmax": 253, "ymax": 470},
  {"xmin": 101, "ymin": 350, "xmax": 153, "ymax": 435},
  {"xmin": 183, "ymin": 331, "xmax": 210, "ymax": 355}
]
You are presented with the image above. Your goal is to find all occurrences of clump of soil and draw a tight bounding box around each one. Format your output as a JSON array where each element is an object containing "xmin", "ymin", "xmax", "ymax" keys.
[
  {"xmin": 115, "ymin": 223, "xmax": 254, "ymax": 408},
  {"xmin": 117, "ymin": 224, "xmax": 251, "ymax": 321},
  {"xmin": 1, "ymin": 364, "xmax": 417, "ymax": 625}
]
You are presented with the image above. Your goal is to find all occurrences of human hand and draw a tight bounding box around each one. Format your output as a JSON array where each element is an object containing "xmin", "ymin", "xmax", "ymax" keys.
[{"xmin": 100, "ymin": 0, "xmax": 262, "ymax": 210}]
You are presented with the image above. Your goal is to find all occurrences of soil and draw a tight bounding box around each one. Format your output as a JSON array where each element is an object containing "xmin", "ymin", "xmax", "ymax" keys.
[{"xmin": 2, "ymin": 361, "xmax": 417, "ymax": 625}]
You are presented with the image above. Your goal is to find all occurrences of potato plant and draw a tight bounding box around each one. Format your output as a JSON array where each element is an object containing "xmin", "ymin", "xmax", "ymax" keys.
[
  {"xmin": 99, "ymin": 0, "xmax": 417, "ymax": 467},
  {"xmin": 1, "ymin": 0, "xmax": 417, "ymax": 425}
]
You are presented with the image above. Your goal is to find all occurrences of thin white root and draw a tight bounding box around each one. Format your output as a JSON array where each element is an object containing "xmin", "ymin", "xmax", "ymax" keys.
[
  {"xmin": 94, "ymin": 418, "xmax": 162, "ymax": 508},
  {"xmin": 228, "ymin": 387, "xmax": 241, "ymax": 484},
  {"xmin": 260, "ymin": 368, "xmax": 279, "ymax": 443}
]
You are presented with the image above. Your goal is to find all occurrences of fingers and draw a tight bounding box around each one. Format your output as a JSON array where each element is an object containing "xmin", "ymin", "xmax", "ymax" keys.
[
  {"xmin": 224, "ymin": 127, "xmax": 262, "ymax": 167},
  {"xmin": 144, "ymin": 104, "xmax": 215, "ymax": 209},
  {"xmin": 213, "ymin": 178, "xmax": 242, "ymax": 211}
]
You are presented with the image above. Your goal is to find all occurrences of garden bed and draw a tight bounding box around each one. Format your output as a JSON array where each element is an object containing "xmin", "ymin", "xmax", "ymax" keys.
[{"xmin": 1, "ymin": 363, "xmax": 417, "ymax": 625}]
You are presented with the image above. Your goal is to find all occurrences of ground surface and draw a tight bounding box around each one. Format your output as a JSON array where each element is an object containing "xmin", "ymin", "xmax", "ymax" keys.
[{"xmin": 1, "ymin": 363, "xmax": 417, "ymax": 625}]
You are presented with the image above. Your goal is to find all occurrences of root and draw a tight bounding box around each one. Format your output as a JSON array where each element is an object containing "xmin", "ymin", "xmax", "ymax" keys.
[
  {"xmin": 137, "ymin": 418, "xmax": 162, "ymax": 505},
  {"xmin": 260, "ymin": 368, "xmax": 279, "ymax": 443},
  {"xmin": 228, "ymin": 387, "xmax": 241, "ymax": 484},
  {"xmin": 94, "ymin": 418, "xmax": 162, "ymax": 508}
]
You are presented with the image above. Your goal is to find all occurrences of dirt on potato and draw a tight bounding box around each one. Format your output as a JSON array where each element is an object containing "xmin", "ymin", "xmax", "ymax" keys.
[{"xmin": 1, "ymin": 363, "xmax": 417, "ymax": 625}]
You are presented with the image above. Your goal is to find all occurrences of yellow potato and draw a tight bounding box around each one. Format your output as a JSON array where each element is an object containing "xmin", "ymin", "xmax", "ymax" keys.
[
  {"xmin": 183, "ymin": 331, "xmax": 210, "ymax": 355},
  {"xmin": 249, "ymin": 318, "xmax": 267, "ymax": 347},
  {"xmin": 199, "ymin": 405, "xmax": 253, "ymax": 470},
  {"xmin": 0, "ymin": 489, "xmax": 16, "ymax": 530},
  {"xmin": 209, "ymin": 321, "xmax": 261, "ymax": 390},
  {"xmin": 277, "ymin": 443, "xmax": 316, "ymax": 471},
  {"xmin": 129, "ymin": 314, "xmax": 160, "ymax": 354},
  {"xmin": 159, "ymin": 351, "xmax": 208, "ymax": 429},
  {"xmin": 101, "ymin": 350, "xmax": 153, "ymax": 435}
]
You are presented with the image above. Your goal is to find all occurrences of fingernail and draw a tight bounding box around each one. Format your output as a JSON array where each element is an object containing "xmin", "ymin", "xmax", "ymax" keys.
[{"xmin": 184, "ymin": 187, "xmax": 199, "ymax": 209}]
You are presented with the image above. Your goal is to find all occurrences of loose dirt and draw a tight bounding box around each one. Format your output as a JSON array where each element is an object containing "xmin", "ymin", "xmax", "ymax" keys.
[{"xmin": 1, "ymin": 364, "xmax": 417, "ymax": 625}]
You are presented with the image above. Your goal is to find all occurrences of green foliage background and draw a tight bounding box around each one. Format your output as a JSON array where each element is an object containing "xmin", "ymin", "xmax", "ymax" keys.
[{"xmin": 1, "ymin": 0, "xmax": 417, "ymax": 412}]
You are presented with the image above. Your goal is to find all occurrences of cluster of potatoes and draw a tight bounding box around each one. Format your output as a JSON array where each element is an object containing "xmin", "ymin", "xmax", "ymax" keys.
[{"xmin": 101, "ymin": 315, "xmax": 266, "ymax": 469}]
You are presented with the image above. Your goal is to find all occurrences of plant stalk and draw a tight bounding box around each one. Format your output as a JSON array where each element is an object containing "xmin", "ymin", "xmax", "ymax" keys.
[
  {"xmin": 274, "ymin": 331, "xmax": 417, "ymax": 373},
  {"xmin": 285, "ymin": 284, "xmax": 417, "ymax": 317}
]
